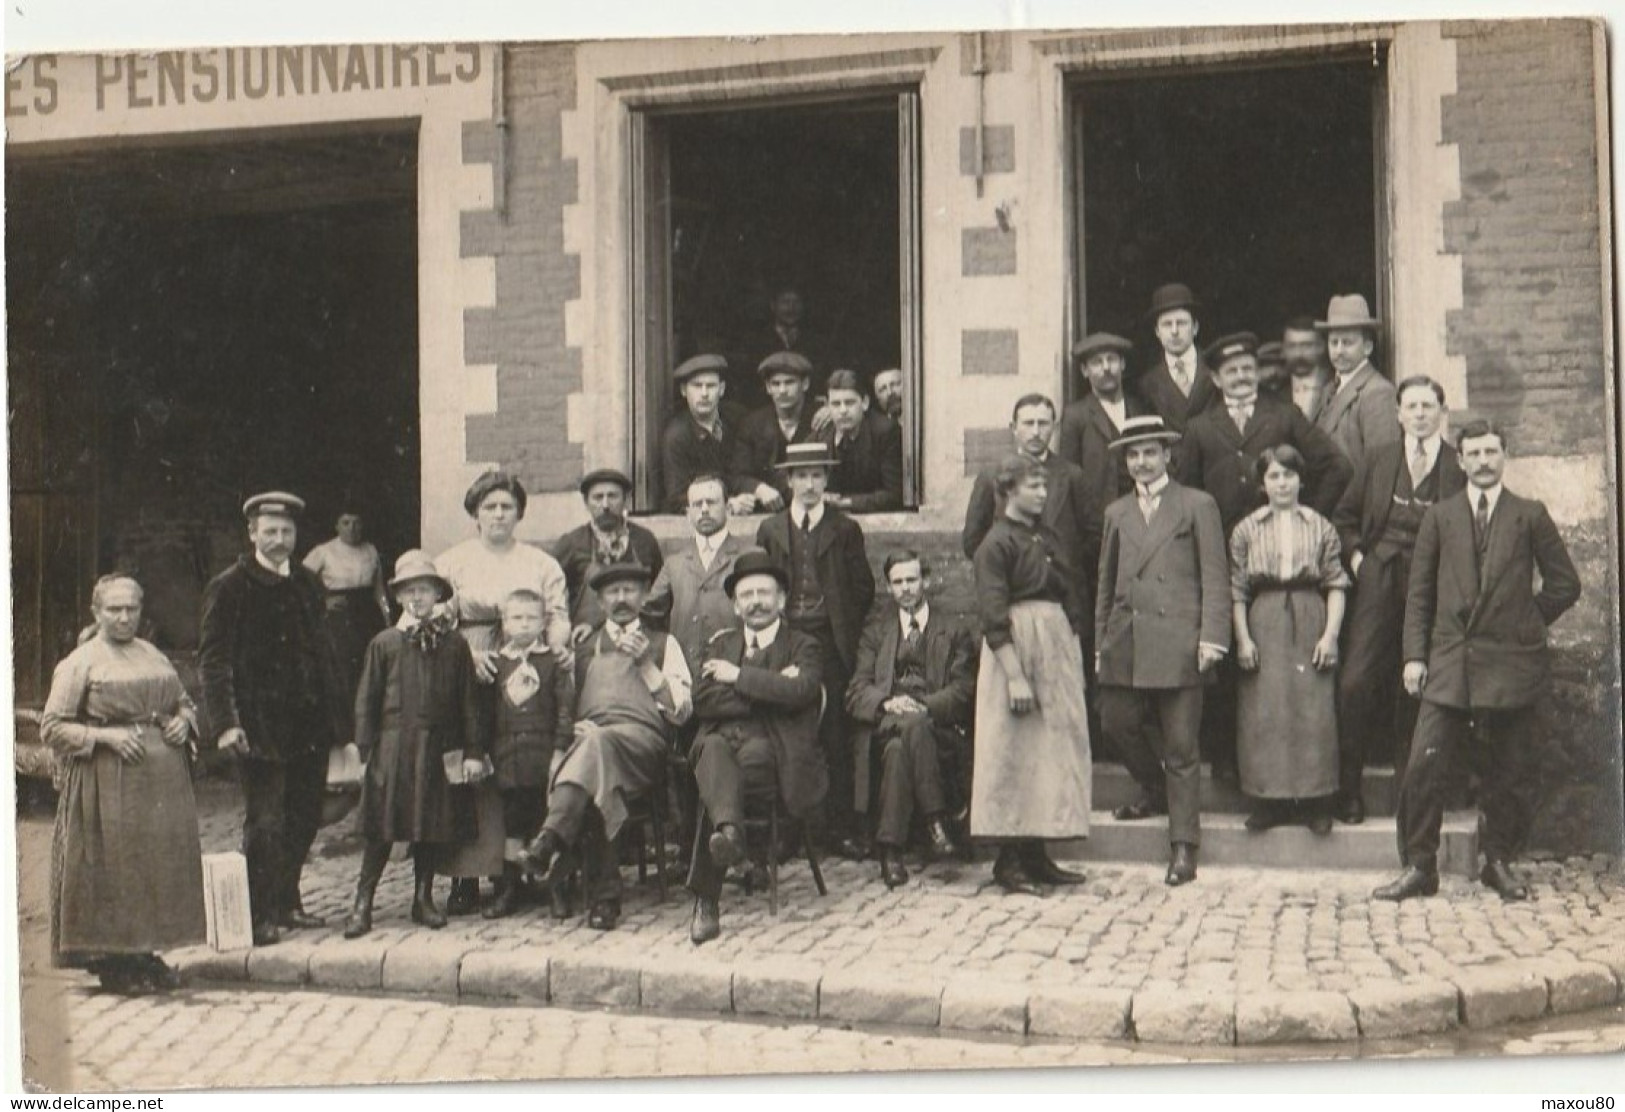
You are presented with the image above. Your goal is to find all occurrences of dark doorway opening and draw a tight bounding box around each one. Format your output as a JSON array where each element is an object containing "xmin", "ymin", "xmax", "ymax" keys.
[
  {"xmin": 1072, "ymin": 57, "xmax": 1385, "ymax": 379},
  {"xmin": 7, "ymin": 128, "xmax": 420, "ymax": 703}
]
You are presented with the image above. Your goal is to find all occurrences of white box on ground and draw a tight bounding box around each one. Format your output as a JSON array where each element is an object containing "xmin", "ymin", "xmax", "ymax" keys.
[{"xmin": 201, "ymin": 851, "xmax": 253, "ymax": 952}]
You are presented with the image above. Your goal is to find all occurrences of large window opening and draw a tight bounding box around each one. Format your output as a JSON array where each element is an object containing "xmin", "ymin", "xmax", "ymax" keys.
[
  {"xmin": 630, "ymin": 90, "xmax": 922, "ymax": 510},
  {"xmin": 7, "ymin": 128, "xmax": 420, "ymax": 703},
  {"xmin": 1071, "ymin": 56, "xmax": 1386, "ymax": 383}
]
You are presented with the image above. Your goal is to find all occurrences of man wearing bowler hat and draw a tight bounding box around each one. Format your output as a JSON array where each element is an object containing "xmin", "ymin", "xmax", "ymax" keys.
[
  {"xmin": 660, "ymin": 353, "xmax": 756, "ymax": 515},
  {"xmin": 199, "ymin": 491, "xmax": 346, "ymax": 946},
  {"xmin": 1057, "ymin": 332, "xmax": 1151, "ymax": 574},
  {"xmin": 552, "ymin": 468, "xmax": 664, "ymax": 640},
  {"xmin": 1137, "ymin": 283, "xmax": 1219, "ymax": 435},
  {"xmin": 686, "ymin": 550, "xmax": 827, "ymax": 943},
  {"xmin": 1314, "ymin": 294, "xmax": 1400, "ymax": 471}
]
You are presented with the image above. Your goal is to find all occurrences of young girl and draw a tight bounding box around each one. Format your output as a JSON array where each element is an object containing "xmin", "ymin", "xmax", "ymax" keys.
[
  {"xmin": 344, "ymin": 551, "xmax": 484, "ymax": 938},
  {"xmin": 481, "ymin": 589, "xmax": 574, "ymax": 919}
]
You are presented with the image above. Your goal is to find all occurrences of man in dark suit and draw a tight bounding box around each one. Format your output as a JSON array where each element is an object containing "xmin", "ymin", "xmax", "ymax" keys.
[
  {"xmin": 1331, "ymin": 376, "xmax": 1467, "ymax": 823},
  {"xmin": 199, "ymin": 492, "xmax": 346, "ymax": 946},
  {"xmin": 552, "ymin": 468, "xmax": 664, "ymax": 641},
  {"xmin": 1375, "ymin": 421, "xmax": 1580, "ymax": 903},
  {"xmin": 1282, "ymin": 315, "xmax": 1335, "ymax": 422},
  {"xmin": 737, "ymin": 284, "xmax": 832, "ymax": 410},
  {"xmin": 757, "ymin": 441, "xmax": 876, "ymax": 842},
  {"xmin": 659, "ymin": 353, "xmax": 756, "ymax": 515},
  {"xmin": 1056, "ymin": 332, "xmax": 1150, "ymax": 581},
  {"xmin": 734, "ymin": 351, "xmax": 818, "ymax": 512},
  {"xmin": 687, "ymin": 551, "xmax": 827, "ymax": 943},
  {"xmin": 644, "ymin": 473, "xmax": 751, "ymax": 671},
  {"xmin": 1135, "ymin": 283, "xmax": 1219, "ymax": 435},
  {"xmin": 843, "ymin": 550, "xmax": 976, "ymax": 886},
  {"xmin": 825, "ymin": 369, "xmax": 904, "ymax": 513},
  {"xmin": 1094, "ymin": 418, "xmax": 1231, "ymax": 886},
  {"xmin": 1313, "ymin": 294, "xmax": 1400, "ymax": 472}
]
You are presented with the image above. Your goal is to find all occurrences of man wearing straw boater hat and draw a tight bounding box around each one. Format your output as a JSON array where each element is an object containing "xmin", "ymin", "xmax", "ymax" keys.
[
  {"xmin": 200, "ymin": 491, "xmax": 346, "ymax": 946},
  {"xmin": 1136, "ymin": 282, "xmax": 1219, "ymax": 435},
  {"xmin": 1094, "ymin": 417, "xmax": 1231, "ymax": 886},
  {"xmin": 1313, "ymin": 293, "xmax": 1400, "ymax": 471}
]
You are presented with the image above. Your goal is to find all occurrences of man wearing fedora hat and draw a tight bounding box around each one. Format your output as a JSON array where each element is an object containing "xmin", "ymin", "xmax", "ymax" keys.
[
  {"xmin": 199, "ymin": 491, "xmax": 347, "ymax": 946},
  {"xmin": 523, "ymin": 561, "xmax": 693, "ymax": 931},
  {"xmin": 757, "ymin": 441, "xmax": 875, "ymax": 843},
  {"xmin": 1314, "ymin": 294, "xmax": 1400, "ymax": 471},
  {"xmin": 1095, "ymin": 418, "xmax": 1231, "ymax": 885},
  {"xmin": 686, "ymin": 551, "xmax": 827, "ymax": 943},
  {"xmin": 660, "ymin": 353, "xmax": 756, "ymax": 515},
  {"xmin": 735, "ymin": 350, "xmax": 820, "ymax": 511},
  {"xmin": 1137, "ymin": 283, "xmax": 1219, "ymax": 435},
  {"xmin": 552, "ymin": 468, "xmax": 664, "ymax": 640}
]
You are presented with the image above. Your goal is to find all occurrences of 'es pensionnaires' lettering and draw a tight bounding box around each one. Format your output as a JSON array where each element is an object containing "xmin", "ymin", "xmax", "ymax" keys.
[{"xmin": 5, "ymin": 55, "xmax": 60, "ymax": 118}]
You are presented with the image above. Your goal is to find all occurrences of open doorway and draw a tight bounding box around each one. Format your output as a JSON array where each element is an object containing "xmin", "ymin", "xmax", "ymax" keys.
[
  {"xmin": 7, "ymin": 127, "xmax": 420, "ymax": 703},
  {"xmin": 1071, "ymin": 56, "xmax": 1386, "ymax": 381}
]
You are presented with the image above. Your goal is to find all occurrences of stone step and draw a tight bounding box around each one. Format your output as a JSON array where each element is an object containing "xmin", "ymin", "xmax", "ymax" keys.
[
  {"xmin": 1058, "ymin": 810, "xmax": 1480, "ymax": 877},
  {"xmin": 1091, "ymin": 761, "xmax": 1399, "ymax": 816}
]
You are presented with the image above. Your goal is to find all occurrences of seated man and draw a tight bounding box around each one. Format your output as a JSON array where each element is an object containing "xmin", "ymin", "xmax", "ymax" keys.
[
  {"xmin": 523, "ymin": 563, "xmax": 692, "ymax": 931},
  {"xmin": 825, "ymin": 369, "xmax": 903, "ymax": 513},
  {"xmin": 843, "ymin": 550, "xmax": 975, "ymax": 887},
  {"xmin": 686, "ymin": 551, "xmax": 827, "ymax": 945}
]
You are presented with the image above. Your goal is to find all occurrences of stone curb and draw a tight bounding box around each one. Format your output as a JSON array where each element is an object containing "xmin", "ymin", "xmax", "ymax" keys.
[{"xmin": 167, "ymin": 937, "xmax": 1625, "ymax": 1046}]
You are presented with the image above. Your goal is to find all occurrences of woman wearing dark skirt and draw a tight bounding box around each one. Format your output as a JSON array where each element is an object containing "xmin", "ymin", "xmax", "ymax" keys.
[
  {"xmin": 1230, "ymin": 445, "xmax": 1351, "ymax": 833},
  {"xmin": 42, "ymin": 575, "xmax": 205, "ymax": 994},
  {"xmin": 303, "ymin": 507, "xmax": 390, "ymax": 738},
  {"xmin": 970, "ymin": 455, "xmax": 1093, "ymax": 894}
]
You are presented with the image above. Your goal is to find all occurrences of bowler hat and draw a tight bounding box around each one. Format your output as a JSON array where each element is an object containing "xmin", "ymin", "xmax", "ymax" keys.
[
  {"xmin": 773, "ymin": 441, "xmax": 839, "ymax": 471},
  {"xmin": 1314, "ymin": 294, "xmax": 1381, "ymax": 333},
  {"xmin": 1203, "ymin": 331, "xmax": 1260, "ymax": 370},
  {"xmin": 588, "ymin": 562, "xmax": 653, "ymax": 593},
  {"xmin": 579, "ymin": 468, "xmax": 632, "ymax": 497},
  {"xmin": 724, "ymin": 550, "xmax": 790, "ymax": 598},
  {"xmin": 757, "ymin": 351, "xmax": 814, "ymax": 379},
  {"xmin": 1144, "ymin": 282, "xmax": 1201, "ymax": 323},
  {"xmin": 1108, "ymin": 415, "xmax": 1182, "ymax": 451},
  {"xmin": 1071, "ymin": 332, "xmax": 1135, "ymax": 363},
  {"xmin": 387, "ymin": 549, "xmax": 452, "ymax": 600},
  {"xmin": 674, "ymin": 353, "xmax": 729, "ymax": 383},
  {"xmin": 242, "ymin": 490, "xmax": 306, "ymax": 521}
]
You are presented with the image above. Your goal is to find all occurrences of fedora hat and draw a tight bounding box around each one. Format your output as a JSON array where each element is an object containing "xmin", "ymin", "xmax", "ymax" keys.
[
  {"xmin": 242, "ymin": 490, "xmax": 306, "ymax": 521},
  {"xmin": 773, "ymin": 441, "xmax": 839, "ymax": 471},
  {"xmin": 674, "ymin": 353, "xmax": 729, "ymax": 383},
  {"xmin": 1108, "ymin": 414, "xmax": 1182, "ymax": 451},
  {"xmin": 588, "ymin": 561, "xmax": 653, "ymax": 594},
  {"xmin": 387, "ymin": 549, "xmax": 452, "ymax": 600},
  {"xmin": 1315, "ymin": 294, "xmax": 1381, "ymax": 333},
  {"xmin": 1202, "ymin": 331, "xmax": 1260, "ymax": 370},
  {"xmin": 1071, "ymin": 332, "xmax": 1135, "ymax": 363},
  {"xmin": 1144, "ymin": 282, "xmax": 1201, "ymax": 324},
  {"xmin": 757, "ymin": 351, "xmax": 814, "ymax": 379},
  {"xmin": 724, "ymin": 550, "xmax": 790, "ymax": 598}
]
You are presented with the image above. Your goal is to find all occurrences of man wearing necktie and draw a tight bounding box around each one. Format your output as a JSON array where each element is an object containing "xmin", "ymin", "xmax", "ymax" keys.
[
  {"xmin": 1134, "ymin": 283, "xmax": 1219, "ymax": 436},
  {"xmin": 1375, "ymin": 421, "xmax": 1580, "ymax": 903},
  {"xmin": 1331, "ymin": 376, "xmax": 1467, "ymax": 824},
  {"xmin": 644, "ymin": 474, "xmax": 750, "ymax": 675},
  {"xmin": 551, "ymin": 468, "xmax": 664, "ymax": 642},
  {"xmin": 1312, "ymin": 294, "xmax": 1401, "ymax": 472}
]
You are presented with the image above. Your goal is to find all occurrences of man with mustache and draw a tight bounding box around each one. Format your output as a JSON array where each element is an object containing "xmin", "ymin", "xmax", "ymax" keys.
[
  {"xmin": 523, "ymin": 563, "xmax": 693, "ymax": 932},
  {"xmin": 1281, "ymin": 316, "xmax": 1334, "ymax": 421},
  {"xmin": 1314, "ymin": 294, "xmax": 1400, "ymax": 471},
  {"xmin": 872, "ymin": 367, "xmax": 905, "ymax": 422},
  {"xmin": 551, "ymin": 468, "xmax": 663, "ymax": 640}
]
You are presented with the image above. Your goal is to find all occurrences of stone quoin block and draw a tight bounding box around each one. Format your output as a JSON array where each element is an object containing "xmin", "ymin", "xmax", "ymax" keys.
[
  {"xmin": 961, "ymin": 329, "xmax": 1020, "ymax": 377},
  {"xmin": 939, "ymin": 978, "xmax": 1029, "ymax": 1034},
  {"xmin": 962, "ymin": 227, "xmax": 1017, "ymax": 277},
  {"xmin": 458, "ymin": 949, "xmax": 550, "ymax": 1002},
  {"xmin": 819, "ymin": 969, "xmax": 944, "ymax": 1028},
  {"xmin": 1027, "ymin": 986, "xmax": 1133, "ymax": 1040},
  {"xmin": 733, "ymin": 961, "xmax": 821, "ymax": 1019},
  {"xmin": 1349, "ymin": 980, "xmax": 1460, "ymax": 1039},
  {"xmin": 1235, "ymin": 991, "xmax": 1359, "ymax": 1044},
  {"xmin": 963, "ymin": 428, "xmax": 1014, "ymax": 477},
  {"xmin": 959, "ymin": 126, "xmax": 1016, "ymax": 175}
]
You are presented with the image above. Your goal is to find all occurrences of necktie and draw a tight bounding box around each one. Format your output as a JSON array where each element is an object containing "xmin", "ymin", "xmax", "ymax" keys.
[
  {"xmin": 801, "ymin": 513, "xmax": 813, "ymax": 537},
  {"xmin": 1229, "ymin": 404, "xmax": 1252, "ymax": 432},
  {"xmin": 1172, "ymin": 360, "xmax": 1189, "ymax": 394},
  {"xmin": 1409, "ymin": 441, "xmax": 1429, "ymax": 488},
  {"xmin": 745, "ymin": 633, "xmax": 761, "ymax": 662},
  {"xmin": 904, "ymin": 617, "xmax": 922, "ymax": 652},
  {"xmin": 697, "ymin": 538, "xmax": 714, "ymax": 570},
  {"xmin": 1475, "ymin": 492, "xmax": 1491, "ymax": 552},
  {"xmin": 1138, "ymin": 487, "xmax": 1157, "ymax": 524}
]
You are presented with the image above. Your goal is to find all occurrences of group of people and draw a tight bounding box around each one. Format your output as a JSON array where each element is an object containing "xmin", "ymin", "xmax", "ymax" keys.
[{"xmin": 40, "ymin": 281, "xmax": 1583, "ymax": 993}]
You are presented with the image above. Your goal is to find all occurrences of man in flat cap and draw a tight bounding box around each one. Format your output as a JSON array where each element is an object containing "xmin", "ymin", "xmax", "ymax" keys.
[
  {"xmin": 1314, "ymin": 294, "xmax": 1400, "ymax": 471},
  {"xmin": 824, "ymin": 369, "xmax": 904, "ymax": 513},
  {"xmin": 660, "ymin": 354, "xmax": 755, "ymax": 515},
  {"xmin": 687, "ymin": 551, "xmax": 827, "ymax": 944},
  {"xmin": 735, "ymin": 350, "xmax": 820, "ymax": 512},
  {"xmin": 524, "ymin": 562, "xmax": 692, "ymax": 931},
  {"xmin": 1137, "ymin": 283, "xmax": 1219, "ymax": 435},
  {"xmin": 552, "ymin": 468, "xmax": 664, "ymax": 641},
  {"xmin": 199, "ymin": 492, "xmax": 347, "ymax": 946}
]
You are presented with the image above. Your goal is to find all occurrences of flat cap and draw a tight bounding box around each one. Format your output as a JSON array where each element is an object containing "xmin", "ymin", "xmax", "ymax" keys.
[
  {"xmin": 757, "ymin": 351, "xmax": 814, "ymax": 378},
  {"xmin": 1071, "ymin": 332, "xmax": 1135, "ymax": 362},
  {"xmin": 588, "ymin": 562, "xmax": 654, "ymax": 593},
  {"xmin": 579, "ymin": 468, "xmax": 633, "ymax": 497},
  {"xmin": 674, "ymin": 353, "xmax": 729, "ymax": 383}
]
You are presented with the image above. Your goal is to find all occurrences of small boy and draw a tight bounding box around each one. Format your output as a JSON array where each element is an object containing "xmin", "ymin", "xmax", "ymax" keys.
[{"xmin": 482, "ymin": 588, "xmax": 574, "ymax": 919}]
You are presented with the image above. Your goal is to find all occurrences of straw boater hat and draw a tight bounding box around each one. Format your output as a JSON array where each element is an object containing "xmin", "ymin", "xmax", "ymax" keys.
[
  {"xmin": 588, "ymin": 562, "xmax": 653, "ymax": 593},
  {"xmin": 758, "ymin": 351, "xmax": 814, "ymax": 379},
  {"xmin": 1108, "ymin": 414, "xmax": 1182, "ymax": 452},
  {"xmin": 773, "ymin": 441, "xmax": 840, "ymax": 472},
  {"xmin": 1314, "ymin": 294, "xmax": 1381, "ymax": 333},
  {"xmin": 674, "ymin": 353, "xmax": 729, "ymax": 384},
  {"xmin": 724, "ymin": 550, "xmax": 791, "ymax": 598},
  {"xmin": 578, "ymin": 468, "xmax": 632, "ymax": 497},
  {"xmin": 387, "ymin": 550, "xmax": 452, "ymax": 600},
  {"xmin": 1143, "ymin": 282, "xmax": 1201, "ymax": 324},
  {"xmin": 1202, "ymin": 331, "xmax": 1260, "ymax": 370},
  {"xmin": 242, "ymin": 491, "xmax": 305, "ymax": 521},
  {"xmin": 1071, "ymin": 332, "xmax": 1135, "ymax": 363}
]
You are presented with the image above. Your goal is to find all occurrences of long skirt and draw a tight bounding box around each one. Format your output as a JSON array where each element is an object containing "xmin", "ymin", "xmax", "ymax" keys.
[
  {"xmin": 1237, "ymin": 587, "xmax": 1339, "ymax": 799},
  {"xmin": 323, "ymin": 587, "xmax": 385, "ymax": 739},
  {"xmin": 51, "ymin": 729, "xmax": 206, "ymax": 963},
  {"xmin": 971, "ymin": 600, "xmax": 1092, "ymax": 839}
]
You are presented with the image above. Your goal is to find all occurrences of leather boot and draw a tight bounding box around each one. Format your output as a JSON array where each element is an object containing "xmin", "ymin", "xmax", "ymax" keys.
[
  {"xmin": 483, "ymin": 862, "xmax": 522, "ymax": 919},
  {"xmin": 444, "ymin": 877, "xmax": 480, "ymax": 917},
  {"xmin": 878, "ymin": 845, "xmax": 909, "ymax": 889},
  {"xmin": 343, "ymin": 842, "xmax": 392, "ymax": 939},
  {"xmin": 991, "ymin": 845, "xmax": 1043, "ymax": 896},
  {"xmin": 925, "ymin": 817, "xmax": 962, "ymax": 861},
  {"xmin": 1165, "ymin": 842, "xmax": 1198, "ymax": 886},
  {"xmin": 410, "ymin": 854, "xmax": 448, "ymax": 929},
  {"xmin": 1021, "ymin": 842, "xmax": 1087, "ymax": 885}
]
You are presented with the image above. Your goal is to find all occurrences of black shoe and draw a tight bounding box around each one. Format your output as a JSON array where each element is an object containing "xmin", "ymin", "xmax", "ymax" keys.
[
  {"xmin": 548, "ymin": 876, "xmax": 575, "ymax": 921},
  {"xmin": 483, "ymin": 864, "xmax": 522, "ymax": 920},
  {"xmin": 836, "ymin": 833, "xmax": 873, "ymax": 861},
  {"xmin": 1336, "ymin": 792, "xmax": 1366, "ymax": 825},
  {"xmin": 1307, "ymin": 812, "xmax": 1333, "ymax": 836},
  {"xmin": 342, "ymin": 904, "xmax": 373, "ymax": 939},
  {"xmin": 444, "ymin": 877, "xmax": 480, "ymax": 917},
  {"xmin": 709, "ymin": 825, "xmax": 746, "ymax": 871},
  {"xmin": 1112, "ymin": 796, "xmax": 1168, "ymax": 821},
  {"xmin": 991, "ymin": 847, "xmax": 1043, "ymax": 896},
  {"xmin": 1480, "ymin": 859, "xmax": 1529, "ymax": 902},
  {"xmin": 1245, "ymin": 803, "xmax": 1283, "ymax": 832},
  {"xmin": 689, "ymin": 895, "xmax": 721, "ymax": 945},
  {"xmin": 1372, "ymin": 866, "xmax": 1440, "ymax": 901},
  {"xmin": 925, "ymin": 818, "xmax": 962, "ymax": 861},
  {"xmin": 520, "ymin": 830, "xmax": 568, "ymax": 886},
  {"xmin": 878, "ymin": 846, "xmax": 909, "ymax": 889},
  {"xmin": 1165, "ymin": 842, "xmax": 1197, "ymax": 887},
  {"xmin": 1022, "ymin": 845, "xmax": 1087, "ymax": 885},
  {"xmin": 279, "ymin": 907, "xmax": 326, "ymax": 930},
  {"xmin": 587, "ymin": 899, "xmax": 621, "ymax": 931},
  {"xmin": 411, "ymin": 867, "xmax": 449, "ymax": 929},
  {"xmin": 252, "ymin": 921, "xmax": 282, "ymax": 948}
]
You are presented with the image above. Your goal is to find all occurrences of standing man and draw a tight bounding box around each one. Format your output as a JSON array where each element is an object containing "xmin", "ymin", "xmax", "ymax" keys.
[
  {"xmin": 1314, "ymin": 294, "xmax": 1400, "ymax": 470},
  {"xmin": 843, "ymin": 550, "xmax": 976, "ymax": 886},
  {"xmin": 660, "ymin": 353, "xmax": 754, "ymax": 515},
  {"xmin": 1056, "ymin": 332, "xmax": 1149, "ymax": 579},
  {"xmin": 1331, "ymin": 376, "xmax": 1466, "ymax": 823},
  {"xmin": 1136, "ymin": 283, "xmax": 1218, "ymax": 435},
  {"xmin": 1255, "ymin": 341, "xmax": 1288, "ymax": 401},
  {"xmin": 687, "ymin": 552, "xmax": 827, "ymax": 944},
  {"xmin": 757, "ymin": 441, "xmax": 875, "ymax": 843},
  {"xmin": 741, "ymin": 284, "xmax": 829, "ymax": 409},
  {"xmin": 1282, "ymin": 315, "xmax": 1334, "ymax": 421},
  {"xmin": 825, "ymin": 369, "xmax": 904, "ymax": 513},
  {"xmin": 872, "ymin": 367, "xmax": 905, "ymax": 422},
  {"xmin": 199, "ymin": 492, "xmax": 345, "ymax": 947},
  {"xmin": 1374, "ymin": 421, "xmax": 1580, "ymax": 902},
  {"xmin": 552, "ymin": 468, "xmax": 663, "ymax": 640},
  {"xmin": 1095, "ymin": 418, "xmax": 1231, "ymax": 886},
  {"xmin": 735, "ymin": 351, "xmax": 818, "ymax": 511},
  {"xmin": 644, "ymin": 473, "xmax": 751, "ymax": 672}
]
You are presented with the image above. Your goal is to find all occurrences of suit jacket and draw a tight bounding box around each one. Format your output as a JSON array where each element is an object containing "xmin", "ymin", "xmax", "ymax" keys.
[
  {"xmin": 1094, "ymin": 481, "xmax": 1231, "ymax": 690},
  {"xmin": 1055, "ymin": 392, "xmax": 1149, "ymax": 571},
  {"xmin": 828, "ymin": 409, "xmax": 904, "ymax": 513},
  {"xmin": 692, "ymin": 623, "xmax": 827, "ymax": 819},
  {"xmin": 1315, "ymin": 362, "xmax": 1400, "ymax": 470},
  {"xmin": 1403, "ymin": 489, "xmax": 1581, "ymax": 710},
  {"xmin": 551, "ymin": 521, "xmax": 665, "ymax": 628},
  {"xmin": 735, "ymin": 404, "xmax": 817, "ymax": 499},
  {"xmin": 757, "ymin": 508, "xmax": 876, "ymax": 672},
  {"xmin": 643, "ymin": 532, "xmax": 750, "ymax": 669},
  {"xmin": 1332, "ymin": 438, "xmax": 1467, "ymax": 570},
  {"xmin": 1176, "ymin": 394, "xmax": 1353, "ymax": 534},
  {"xmin": 962, "ymin": 452, "xmax": 1096, "ymax": 603},
  {"xmin": 1137, "ymin": 358, "xmax": 1218, "ymax": 435},
  {"xmin": 844, "ymin": 603, "xmax": 977, "ymax": 810},
  {"xmin": 659, "ymin": 411, "xmax": 752, "ymax": 513}
]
